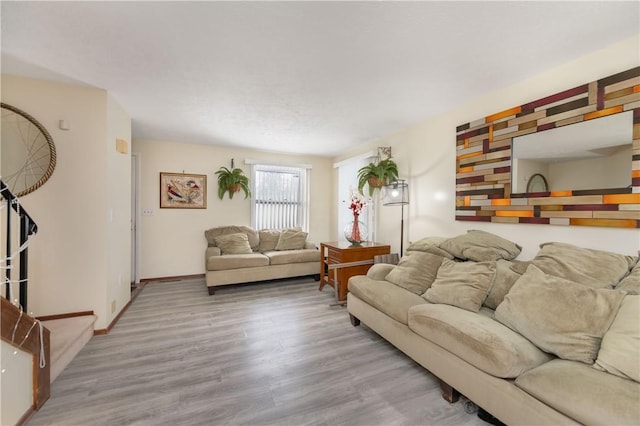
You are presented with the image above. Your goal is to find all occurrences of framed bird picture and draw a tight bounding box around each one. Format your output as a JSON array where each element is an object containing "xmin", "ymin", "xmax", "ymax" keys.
[{"xmin": 160, "ymin": 172, "xmax": 207, "ymax": 209}]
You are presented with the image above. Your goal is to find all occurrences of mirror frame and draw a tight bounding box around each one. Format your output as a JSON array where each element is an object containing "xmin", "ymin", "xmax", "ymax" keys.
[
  {"xmin": 1, "ymin": 102, "xmax": 57, "ymax": 197},
  {"xmin": 455, "ymin": 67, "xmax": 639, "ymax": 229}
]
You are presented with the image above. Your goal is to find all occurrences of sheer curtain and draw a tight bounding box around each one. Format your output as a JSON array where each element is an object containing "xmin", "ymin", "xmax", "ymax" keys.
[{"xmin": 335, "ymin": 153, "xmax": 377, "ymax": 242}]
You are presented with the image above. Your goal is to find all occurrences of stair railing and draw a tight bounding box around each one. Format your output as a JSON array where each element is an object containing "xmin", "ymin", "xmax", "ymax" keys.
[
  {"xmin": 1, "ymin": 178, "xmax": 50, "ymax": 414},
  {"xmin": 1, "ymin": 179, "xmax": 38, "ymax": 310}
]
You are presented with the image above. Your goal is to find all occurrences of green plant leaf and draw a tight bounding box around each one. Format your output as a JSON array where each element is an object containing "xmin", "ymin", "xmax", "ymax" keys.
[
  {"xmin": 215, "ymin": 166, "xmax": 251, "ymax": 199},
  {"xmin": 356, "ymin": 159, "xmax": 399, "ymax": 196}
]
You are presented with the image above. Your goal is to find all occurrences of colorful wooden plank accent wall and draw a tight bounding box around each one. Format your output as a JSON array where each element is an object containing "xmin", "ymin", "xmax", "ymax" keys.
[{"xmin": 455, "ymin": 67, "xmax": 640, "ymax": 229}]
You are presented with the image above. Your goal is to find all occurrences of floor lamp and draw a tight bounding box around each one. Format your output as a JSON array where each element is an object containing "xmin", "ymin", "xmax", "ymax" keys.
[{"xmin": 382, "ymin": 179, "xmax": 409, "ymax": 256}]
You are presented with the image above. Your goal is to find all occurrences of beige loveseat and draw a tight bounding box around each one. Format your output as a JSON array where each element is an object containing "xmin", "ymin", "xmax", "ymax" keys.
[
  {"xmin": 347, "ymin": 230, "xmax": 640, "ymax": 425},
  {"xmin": 204, "ymin": 225, "xmax": 319, "ymax": 295}
]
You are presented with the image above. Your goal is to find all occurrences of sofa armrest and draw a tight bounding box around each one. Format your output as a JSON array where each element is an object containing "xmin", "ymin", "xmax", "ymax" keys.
[
  {"xmin": 205, "ymin": 246, "xmax": 221, "ymax": 270},
  {"xmin": 304, "ymin": 241, "xmax": 318, "ymax": 250},
  {"xmin": 206, "ymin": 246, "xmax": 221, "ymax": 259},
  {"xmin": 367, "ymin": 263, "xmax": 395, "ymax": 280}
]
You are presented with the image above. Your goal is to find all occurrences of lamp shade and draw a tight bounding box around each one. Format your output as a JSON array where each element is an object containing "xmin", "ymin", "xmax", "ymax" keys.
[{"xmin": 382, "ymin": 180, "xmax": 409, "ymax": 206}]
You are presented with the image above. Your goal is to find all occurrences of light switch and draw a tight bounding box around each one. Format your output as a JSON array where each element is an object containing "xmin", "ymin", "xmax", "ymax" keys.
[{"xmin": 142, "ymin": 208, "xmax": 154, "ymax": 216}]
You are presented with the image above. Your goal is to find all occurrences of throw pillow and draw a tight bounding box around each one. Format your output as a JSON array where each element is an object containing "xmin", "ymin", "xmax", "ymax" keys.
[
  {"xmin": 483, "ymin": 259, "xmax": 523, "ymax": 310},
  {"xmin": 593, "ymin": 295, "xmax": 639, "ymax": 382},
  {"xmin": 214, "ymin": 232, "xmax": 253, "ymax": 255},
  {"xmin": 258, "ymin": 229, "xmax": 281, "ymax": 252},
  {"xmin": 439, "ymin": 230, "xmax": 522, "ymax": 261},
  {"xmin": 615, "ymin": 259, "xmax": 640, "ymax": 295},
  {"xmin": 406, "ymin": 236, "xmax": 455, "ymax": 259},
  {"xmin": 423, "ymin": 259, "xmax": 496, "ymax": 312},
  {"xmin": 495, "ymin": 265, "xmax": 626, "ymax": 364},
  {"xmin": 527, "ymin": 242, "xmax": 637, "ymax": 289},
  {"xmin": 384, "ymin": 252, "xmax": 445, "ymax": 295},
  {"xmin": 275, "ymin": 229, "xmax": 308, "ymax": 251},
  {"xmin": 205, "ymin": 225, "xmax": 260, "ymax": 250}
]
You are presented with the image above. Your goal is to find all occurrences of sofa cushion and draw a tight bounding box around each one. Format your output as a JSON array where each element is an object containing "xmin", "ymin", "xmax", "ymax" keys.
[
  {"xmin": 258, "ymin": 229, "xmax": 282, "ymax": 252},
  {"xmin": 406, "ymin": 236, "xmax": 454, "ymax": 259},
  {"xmin": 214, "ymin": 233, "xmax": 253, "ymax": 255},
  {"xmin": 594, "ymin": 295, "xmax": 639, "ymax": 382},
  {"xmin": 423, "ymin": 259, "xmax": 495, "ymax": 312},
  {"xmin": 515, "ymin": 359, "xmax": 640, "ymax": 426},
  {"xmin": 439, "ymin": 229, "xmax": 522, "ymax": 261},
  {"xmin": 408, "ymin": 303, "xmax": 553, "ymax": 378},
  {"xmin": 257, "ymin": 227, "xmax": 305, "ymax": 252},
  {"xmin": 205, "ymin": 225, "xmax": 259, "ymax": 250},
  {"xmin": 366, "ymin": 263, "xmax": 397, "ymax": 281},
  {"xmin": 266, "ymin": 249, "xmax": 318, "ymax": 266},
  {"xmin": 513, "ymin": 242, "xmax": 637, "ymax": 289},
  {"xmin": 495, "ymin": 265, "xmax": 626, "ymax": 364},
  {"xmin": 384, "ymin": 251, "xmax": 445, "ymax": 295},
  {"xmin": 207, "ymin": 253, "xmax": 270, "ymax": 271},
  {"xmin": 616, "ymin": 259, "xmax": 640, "ymax": 295},
  {"xmin": 275, "ymin": 229, "xmax": 308, "ymax": 250},
  {"xmin": 483, "ymin": 259, "xmax": 523, "ymax": 310},
  {"xmin": 348, "ymin": 276, "xmax": 427, "ymax": 325}
]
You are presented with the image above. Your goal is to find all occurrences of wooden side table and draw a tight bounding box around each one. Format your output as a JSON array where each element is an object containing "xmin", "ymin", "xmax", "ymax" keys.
[{"xmin": 319, "ymin": 241, "xmax": 391, "ymax": 303}]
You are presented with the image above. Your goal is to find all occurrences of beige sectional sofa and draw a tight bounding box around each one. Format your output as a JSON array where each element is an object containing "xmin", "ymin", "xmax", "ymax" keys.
[
  {"xmin": 347, "ymin": 230, "xmax": 640, "ymax": 425},
  {"xmin": 204, "ymin": 225, "xmax": 319, "ymax": 294}
]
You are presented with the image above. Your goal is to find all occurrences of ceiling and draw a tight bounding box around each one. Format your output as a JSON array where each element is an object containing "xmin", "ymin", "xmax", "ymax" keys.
[{"xmin": 1, "ymin": 1, "xmax": 638, "ymax": 157}]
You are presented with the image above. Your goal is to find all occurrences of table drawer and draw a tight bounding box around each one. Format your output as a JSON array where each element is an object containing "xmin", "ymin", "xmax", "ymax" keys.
[{"xmin": 327, "ymin": 248, "xmax": 342, "ymax": 263}]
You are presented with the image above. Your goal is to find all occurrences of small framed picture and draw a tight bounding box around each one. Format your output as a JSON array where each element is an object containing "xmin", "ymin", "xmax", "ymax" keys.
[{"xmin": 160, "ymin": 172, "xmax": 207, "ymax": 209}]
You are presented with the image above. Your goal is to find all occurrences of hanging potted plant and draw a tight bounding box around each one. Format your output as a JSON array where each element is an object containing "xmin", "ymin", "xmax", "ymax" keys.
[
  {"xmin": 215, "ymin": 166, "xmax": 251, "ymax": 199},
  {"xmin": 357, "ymin": 158, "xmax": 399, "ymax": 196}
]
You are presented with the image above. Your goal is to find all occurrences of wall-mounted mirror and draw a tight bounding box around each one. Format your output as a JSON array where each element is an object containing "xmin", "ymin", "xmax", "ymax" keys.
[
  {"xmin": 455, "ymin": 66, "xmax": 639, "ymax": 229},
  {"xmin": 1, "ymin": 103, "xmax": 57, "ymax": 197},
  {"xmin": 512, "ymin": 111, "xmax": 633, "ymax": 193}
]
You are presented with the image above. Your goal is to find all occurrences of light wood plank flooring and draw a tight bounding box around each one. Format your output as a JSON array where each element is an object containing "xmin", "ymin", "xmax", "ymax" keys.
[{"xmin": 30, "ymin": 277, "xmax": 487, "ymax": 425}]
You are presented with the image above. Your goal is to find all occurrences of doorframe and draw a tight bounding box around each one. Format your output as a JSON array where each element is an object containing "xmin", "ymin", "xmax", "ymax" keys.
[{"xmin": 131, "ymin": 152, "xmax": 141, "ymax": 285}]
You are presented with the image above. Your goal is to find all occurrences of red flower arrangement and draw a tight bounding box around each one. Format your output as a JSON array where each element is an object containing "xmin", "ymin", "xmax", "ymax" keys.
[
  {"xmin": 348, "ymin": 192, "xmax": 367, "ymax": 215},
  {"xmin": 347, "ymin": 192, "xmax": 367, "ymax": 244}
]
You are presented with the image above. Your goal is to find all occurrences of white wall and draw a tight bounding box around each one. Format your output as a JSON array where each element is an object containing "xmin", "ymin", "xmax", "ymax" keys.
[
  {"xmin": 1, "ymin": 75, "xmax": 131, "ymax": 329},
  {"xmin": 132, "ymin": 139, "xmax": 333, "ymax": 280},
  {"xmin": 0, "ymin": 341, "xmax": 32, "ymax": 425},
  {"xmin": 549, "ymin": 146, "xmax": 631, "ymax": 191},
  {"xmin": 106, "ymin": 96, "xmax": 132, "ymax": 324},
  {"xmin": 338, "ymin": 35, "xmax": 640, "ymax": 260}
]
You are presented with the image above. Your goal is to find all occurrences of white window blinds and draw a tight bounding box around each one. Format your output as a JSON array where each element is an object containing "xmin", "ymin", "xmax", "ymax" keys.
[{"xmin": 250, "ymin": 163, "xmax": 309, "ymax": 231}]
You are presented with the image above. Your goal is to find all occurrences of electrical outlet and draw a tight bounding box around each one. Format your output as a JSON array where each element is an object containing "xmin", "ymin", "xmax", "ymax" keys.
[
  {"xmin": 111, "ymin": 300, "xmax": 116, "ymax": 313},
  {"xmin": 142, "ymin": 208, "xmax": 154, "ymax": 216}
]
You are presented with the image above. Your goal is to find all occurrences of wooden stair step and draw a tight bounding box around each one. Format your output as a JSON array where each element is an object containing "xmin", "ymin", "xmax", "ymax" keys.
[{"xmin": 42, "ymin": 315, "xmax": 96, "ymax": 382}]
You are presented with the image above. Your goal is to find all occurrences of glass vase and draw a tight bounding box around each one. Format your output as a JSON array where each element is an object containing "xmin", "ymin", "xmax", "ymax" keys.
[{"xmin": 344, "ymin": 215, "xmax": 368, "ymax": 246}]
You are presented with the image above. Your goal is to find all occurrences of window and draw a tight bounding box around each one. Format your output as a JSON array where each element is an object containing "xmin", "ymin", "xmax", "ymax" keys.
[{"xmin": 250, "ymin": 163, "xmax": 309, "ymax": 230}]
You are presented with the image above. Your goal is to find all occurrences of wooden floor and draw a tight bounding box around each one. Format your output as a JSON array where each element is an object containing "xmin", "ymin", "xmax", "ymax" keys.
[{"xmin": 30, "ymin": 277, "xmax": 487, "ymax": 426}]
